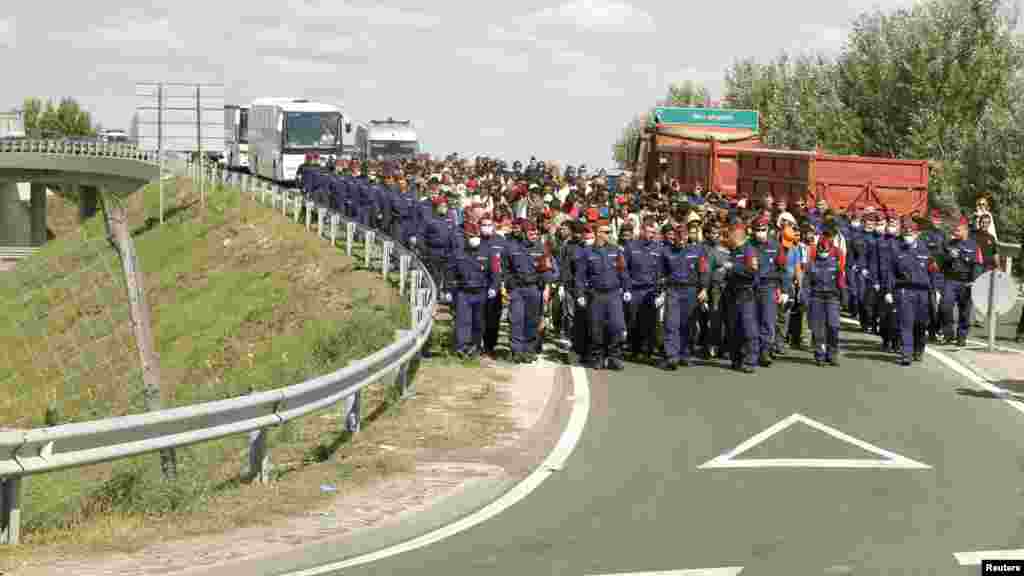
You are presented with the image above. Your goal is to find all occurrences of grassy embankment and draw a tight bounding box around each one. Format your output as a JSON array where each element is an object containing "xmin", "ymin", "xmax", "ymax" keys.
[{"xmin": 0, "ymin": 175, "xmax": 413, "ymax": 558}]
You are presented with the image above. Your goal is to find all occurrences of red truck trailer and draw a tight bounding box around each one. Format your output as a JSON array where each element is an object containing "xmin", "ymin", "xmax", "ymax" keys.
[{"xmin": 637, "ymin": 127, "xmax": 931, "ymax": 217}]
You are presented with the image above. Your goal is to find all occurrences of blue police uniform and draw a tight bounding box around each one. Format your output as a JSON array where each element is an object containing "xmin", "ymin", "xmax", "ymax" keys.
[
  {"xmin": 725, "ymin": 239, "xmax": 760, "ymax": 372},
  {"xmin": 940, "ymin": 235, "xmax": 982, "ymax": 343},
  {"xmin": 847, "ymin": 225, "xmax": 867, "ymax": 321},
  {"xmin": 658, "ymin": 238, "xmax": 708, "ymax": 367},
  {"xmin": 860, "ymin": 225, "xmax": 881, "ymax": 333},
  {"xmin": 805, "ymin": 244, "xmax": 845, "ymax": 365},
  {"xmin": 922, "ymin": 223, "xmax": 948, "ymax": 339},
  {"xmin": 575, "ymin": 242, "xmax": 631, "ymax": 369},
  {"xmin": 504, "ymin": 233, "xmax": 547, "ymax": 360},
  {"xmin": 447, "ymin": 239, "xmax": 500, "ymax": 356},
  {"xmin": 751, "ymin": 233, "xmax": 783, "ymax": 362},
  {"xmin": 624, "ymin": 236, "xmax": 662, "ymax": 359},
  {"xmin": 481, "ymin": 233, "xmax": 510, "ymax": 355},
  {"xmin": 889, "ymin": 233, "xmax": 939, "ymax": 364},
  {"xmin": 877, "ymin": 229, "xmax": 899, "ymax": 350}
]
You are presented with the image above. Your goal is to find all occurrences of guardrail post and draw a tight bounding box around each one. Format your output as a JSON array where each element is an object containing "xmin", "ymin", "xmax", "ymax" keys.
[
  {"xmin": 330, "ymin": 213, "xmax": 339, "ymax": 246},
  {"xmin": 382, "ymin": 241, "xmax": 393, "ymax": 277},
  {"xmin": 260, "ymin": 182, "xmax": 268, "ymax": 205},
  {"xmin": 317, "ymin": 206, "xmax": 326, "ymax": 238},
  {"xmin": 281, "ymin": 188, "xmax": 288, "ymax": 217},
  {"xmin": 409, "ymin": 269, "xmax": 420, "ymax": 330},
  {"xmin": 0, "ymin": 476, "xmax": 22, "ymax": 544},
  {"xmin": 393, "ymin": 333, "xmax": 415, "ymax": 399},
  {"xmin": 304, "ymin": 200, "xmax": 313, "ymax": 229},
  {"xmin": 343, "ymin": 391, "xmax": 362, "ymax": 434},
  {"xmin": 346, "ymin": 222, "xmax": 355, "ymax": 256},
  {"xmin": 364, "ymin": 230, "xmax": 375, "ymax": 269},
  {"xmin": 399, "ymin": 254, "xmax": 410, "ymax": 296},
  {"xmin": 247, "ymin": 429, "xmax": 271, "ymax": 485}
]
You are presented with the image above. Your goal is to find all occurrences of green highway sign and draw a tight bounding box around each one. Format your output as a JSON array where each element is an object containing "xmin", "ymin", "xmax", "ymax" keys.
[{"xmin": 653, "ymin": 107, "xmax": 759, "ymax": 131}]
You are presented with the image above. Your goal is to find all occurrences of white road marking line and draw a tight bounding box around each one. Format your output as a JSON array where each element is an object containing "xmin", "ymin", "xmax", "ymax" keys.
[
  {"xmin": 954, "ymin": 549, "xmax": 1024, "ymax": 565},
  {"xmin": 698, "ymin": 413, "xmax": 930, "ymax": 470},
  {"xmin": 839, "ymin": 316, "xmax": 1024, "ymax": 417},
  {"xmin": 281, "ymin": 366, "xmax": 592, "ymax": 575},
  {"xmin": 586, "ymin": 568, "xmax": 744, "ymax": 576}
]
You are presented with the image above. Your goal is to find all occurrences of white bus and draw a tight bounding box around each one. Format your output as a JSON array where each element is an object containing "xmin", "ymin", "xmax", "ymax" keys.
[
  {"xmin": 247, "ymin": 98, "xmax": 350, "ymax": 182},
  {"xmin": 367, "ymin": 118, "xmax": 419, "ymax": 161},
  {"xmin": 224, "ymin": 104, "xmax": 250, "ymax": 171}
]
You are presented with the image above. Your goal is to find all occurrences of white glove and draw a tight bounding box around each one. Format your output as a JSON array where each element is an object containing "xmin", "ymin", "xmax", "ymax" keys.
[
  {"xmin": 873, "ymin": 283, "xmax": 880, "ymax": 292},
  {"xmin": 779, "ymin": 293, "xmax": 789, "ymax": 306},
  {"xmin": 444, "ymin": 292, "xmax": 452, "ymax": 302},
  {"xmin": 558, "ymin": 286, "xmax": 565, "ymax": 300},
  {"xmin": 488, "ymin": 288, "xmax": 497, "ymax": 299},
  {"xmin": 935, "ymin": 291, "xmax": 941, "ymax": 306},
  {"xmin": 577, "ymin": 296, "xmax": 586, "ymax": 307},
  {"xmin": 861, "ymin": 269, "xmax": 869, "ymax": 278},
  {"xmin": 721, "ymin": 261, "xmax": 734, "ymax": 271},
  {"xmin": 409, "ymin": 236, "xmax": 417, "ymax": 245},
  {"xmin": 623, "ymin": 291, "xmax": 632, "ymax": 303},
  {"xmin": 655, "ymin": 294, "xmax": 665, "ymax": 307},
  {"xmin": 884, "ymin": 293, "xmax": 893, "ymax": 305}
]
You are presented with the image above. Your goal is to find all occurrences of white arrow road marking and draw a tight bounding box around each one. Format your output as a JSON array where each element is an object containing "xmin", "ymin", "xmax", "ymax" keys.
[
  {"xmin": 698, "ymin": 413, "xmax": 930, "ymax": 470},
  {"xmin": 954, "ymin": 549, "xmax": 1024, "ymax": 565},
  {"xmin": 280, "ymin": 366, "xmax": 592, "ymax": 575},
  {"xmin": 589, "ymin": 565, "xmax": 741, "ymax": 569}
]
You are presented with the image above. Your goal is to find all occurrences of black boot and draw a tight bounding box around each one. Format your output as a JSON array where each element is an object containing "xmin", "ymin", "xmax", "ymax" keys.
[
  {"xmin": 657, "ymin": 358, "xmax": 677, "ymax": 371},
  {"xmin": 606, "ymin": 357, "xmax": 625, "ymax": 371},
  {"xmin": 759, "ymin": 352, "xmax": 773, "ymax": 367}
]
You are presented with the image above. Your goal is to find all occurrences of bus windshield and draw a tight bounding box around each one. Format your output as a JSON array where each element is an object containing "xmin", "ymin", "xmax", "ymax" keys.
[
  {"xmin": 284, "ymin": 111, "xmax": 341, "ymax": 150},
  {"xmin": 369, "ymin": 140, "xmax": 417, "ymax": 160},
  {"xmin": 238, "ymin": 110, "xmax": 249, "ymax": 144}
]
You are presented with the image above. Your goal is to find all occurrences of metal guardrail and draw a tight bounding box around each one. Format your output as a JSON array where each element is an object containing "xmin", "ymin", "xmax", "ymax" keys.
[
  {"xmin": 0, "ymin": 159, "xmax": 436, "ymax": 545},
  {"xmin": 0, "ymin": 139, "xmax": 159, "ymax": 163},
  {"xmin": 0, "ymin": 247, "xmax": 40, "ymax": 260}
]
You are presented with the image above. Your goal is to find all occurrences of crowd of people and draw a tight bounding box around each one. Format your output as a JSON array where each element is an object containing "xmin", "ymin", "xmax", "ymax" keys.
[{"xmin": 297, "ymin": 152, "xmax": 1021, "ymax": 374}]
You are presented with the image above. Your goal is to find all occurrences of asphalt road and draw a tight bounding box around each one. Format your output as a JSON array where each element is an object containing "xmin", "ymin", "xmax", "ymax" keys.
[{"xmin": 283, "ymin": 319, "xmax": 1024, "ymax": 576}]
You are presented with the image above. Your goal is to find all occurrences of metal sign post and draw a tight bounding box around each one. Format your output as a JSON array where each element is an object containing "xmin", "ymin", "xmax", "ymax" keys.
[{"xmin": 972, "ymin": 269, "xmax": 1018, "ymax": 352}]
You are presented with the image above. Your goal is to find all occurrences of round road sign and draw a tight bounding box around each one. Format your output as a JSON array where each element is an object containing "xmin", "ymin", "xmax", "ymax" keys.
[{"xmin": 972, "ymin": 270, "xmax": 1018, "ymax": 317}]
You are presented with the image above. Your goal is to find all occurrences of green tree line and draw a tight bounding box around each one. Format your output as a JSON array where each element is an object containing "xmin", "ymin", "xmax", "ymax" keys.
[
  {"xmin": 18, "ymin": 96, "xmax": 98, "ymax": 139},
  {"xmin": 613, "ymin": 0, "xmax": 1024, "ymax": 235}
]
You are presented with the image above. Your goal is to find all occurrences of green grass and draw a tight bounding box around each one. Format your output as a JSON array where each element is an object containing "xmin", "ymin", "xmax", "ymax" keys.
[{"xmin": 0, "ymin": 176, "xmax": 409, "ymax": 538}]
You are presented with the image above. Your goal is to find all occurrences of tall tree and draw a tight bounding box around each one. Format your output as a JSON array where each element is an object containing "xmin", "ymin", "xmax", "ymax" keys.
[
  {"xmin": 34, "ymin": 97, "xmax": 96, "ymax": 138},
  {"xmin": 21, "ymin": 97, "xmax": 42, "ymax": 137}
]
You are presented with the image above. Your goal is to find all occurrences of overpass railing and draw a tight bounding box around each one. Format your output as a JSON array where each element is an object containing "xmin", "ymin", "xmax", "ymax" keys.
[
  {"xmin": 0, "ymin": 139, "xmax": 159, "ymax": 163},
  {"xmin": 0, "ymin": 161, "xmax": 436, "ymax": 545}
]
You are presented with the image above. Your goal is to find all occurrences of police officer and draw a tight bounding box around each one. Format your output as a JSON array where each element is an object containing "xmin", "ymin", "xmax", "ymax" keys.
[
  {"xmin": 423, "ymin": 195, "xmax": 459, "ymax": 297},
  {"xmin": 847, "ymin": 210, "xmax": 866, "ymax": 322},
  {"xmin": 624, "ymin": 218, "xmax": 662, "ymax": 363},
  {"xmin": 922, "ymin": 209, "xmax": 948, "ymax": 341},
  {"xmin": 885, "ymin": 217, "xmax": 940, "ymax": 365},
  {"xmin": 657, "ymin": 221, "xmax": 709, "ymax": 369},
  {"xmin": 448, "ymin": 221, "xmax": 501, "ymax": 358},
  {"xmin": 702, "ymin": 219, "xmax": 732, "ymax": 359},
  {"xmin": 750, "ymin": 214, "xmax": 783, "ymax": 364},
  {"xmin": 568, "ymin": 224, "xmax": 595, "ymax": 364},
  {"xmin": 479, "ymin": 215, "xmax": 508, "ymax": 357},
  {"xmin": 521, "ymin": 220, "xmax": 558, "ymax": 356},
  {"xmin": 877, "ymin": 213, "xmax": 900, "ymax": 352},
  {"xmin": 805, "ymin": 224, "xmax": 846, "ymax": 366},
  {"xmin": 859, "ymin": 213, "xmax": 880, "ymax": 334},
  {"xmin": 574, "ymin": 221, "xmax": 631, "ymax": 370},
  {"xmin": 505, "ymin": 220, "xmax": 547, "ymax": 363},
  {"xmin": 940, "ymin": 215, "xmax": 982, "ymax": 347},
  {"xmin": 723, "ymin": 217, "xmax": 760, "ymax": 373}
]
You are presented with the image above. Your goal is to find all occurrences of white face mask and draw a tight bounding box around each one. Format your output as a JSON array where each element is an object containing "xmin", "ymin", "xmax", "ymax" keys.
[
  {"xmin": 481, "ymin": 225, "xmax": 494, "ymax": 236},
  {"xmin": 584, "ymin": 238, "xmax": 595, "ymax": 246},
  {"xmin": 903, "ymin": 235, "xmax": 915, "ymax": 244},
  {"xmin": 755, "ymin": 230, "xmax": 768, "ymax": 242},
  {"xmin": 887, "ymin": 226, "xmax": 898, "ymax": 235},
  {"xmin": 851, "ymin": 221, "xmax": 862, "ymax": 228},
  {"xmin": 468, "ymin": 237, "xmax": 481, "ymax": 248}
]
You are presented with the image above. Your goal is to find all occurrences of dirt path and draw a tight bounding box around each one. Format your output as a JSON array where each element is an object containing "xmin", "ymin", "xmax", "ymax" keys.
[{"xmin": 8, "ymin": 358, "xmax": 567, "ymax": 576}]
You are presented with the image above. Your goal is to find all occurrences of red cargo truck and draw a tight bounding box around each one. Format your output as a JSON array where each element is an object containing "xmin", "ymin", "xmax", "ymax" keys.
[{"xmin": 637, "ymin": 130, "xmax": 930, "ymax": 217}]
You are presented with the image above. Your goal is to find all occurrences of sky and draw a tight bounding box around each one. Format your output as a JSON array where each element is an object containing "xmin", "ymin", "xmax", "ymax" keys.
[{"xmin": 0, "ymin": 0, "xmax": 914, "ymax": 169}]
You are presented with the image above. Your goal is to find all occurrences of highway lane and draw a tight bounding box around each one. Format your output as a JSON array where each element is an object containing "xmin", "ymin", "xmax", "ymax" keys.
[{"xmin": 282, "ymin": 324, "xmax": 1024, "ymax": 575}]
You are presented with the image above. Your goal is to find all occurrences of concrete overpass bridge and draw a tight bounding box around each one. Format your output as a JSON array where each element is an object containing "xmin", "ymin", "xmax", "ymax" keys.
[{"xmin": 0, "ymin": 139, "xmax": 160, "ymax": 255}]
